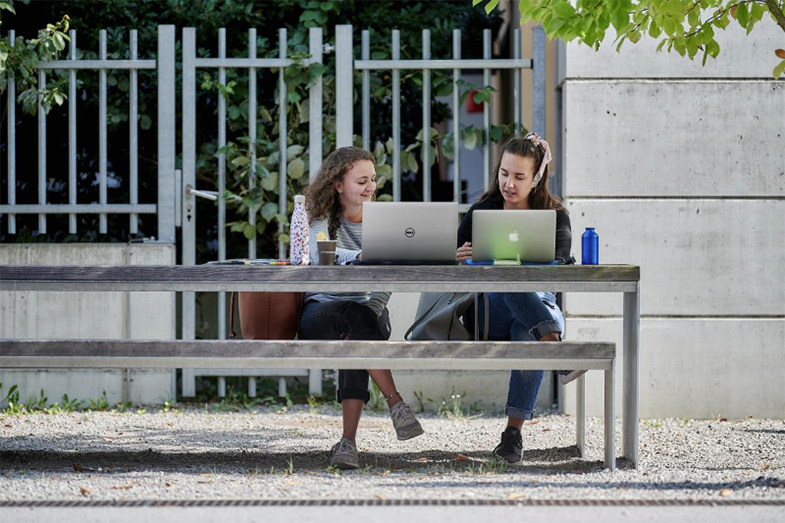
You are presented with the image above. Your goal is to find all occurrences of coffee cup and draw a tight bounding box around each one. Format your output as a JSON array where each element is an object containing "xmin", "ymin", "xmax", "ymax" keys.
[{"xmin": 317, "ymin": 240, "xmax": 337, "ymax": 266}]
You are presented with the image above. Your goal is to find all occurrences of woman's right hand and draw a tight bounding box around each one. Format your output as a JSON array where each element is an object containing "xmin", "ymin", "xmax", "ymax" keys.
[{"xmin": 456, "ymin": 242, "xmax": 472, "ymax": 263}]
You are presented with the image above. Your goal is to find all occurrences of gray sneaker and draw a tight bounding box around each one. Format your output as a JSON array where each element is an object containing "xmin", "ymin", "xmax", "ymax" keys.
[
  {"xmin": 329, "ymin": 438, "xmax": 359, "ymax": 470},
  {"xmin": 390, "ymin": 401, "xmax": 425, "ymax": 441},
  {"xmin": 558, "ymin": 369, "xmax": 588, "ymax": 385}
]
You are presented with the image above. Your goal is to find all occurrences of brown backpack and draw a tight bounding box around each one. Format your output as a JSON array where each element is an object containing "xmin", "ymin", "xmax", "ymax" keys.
[{"xmin": 229, "ymin": 292, "xmax": 304, "ymax": 339}]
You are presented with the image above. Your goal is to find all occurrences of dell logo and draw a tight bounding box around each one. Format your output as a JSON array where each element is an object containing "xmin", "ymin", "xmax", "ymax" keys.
[{"xmin": 405, "ymin": 227, "xmax": 415, "ymax": 238}]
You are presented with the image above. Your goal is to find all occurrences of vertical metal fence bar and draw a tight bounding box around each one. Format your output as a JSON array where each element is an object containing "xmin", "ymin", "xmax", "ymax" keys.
[
  {"xmin": 6, "ymin": 30, "xmax": 15, "ymax": 234},
  {"xmin": 452, "ymin": 29, "xmax": 461, "ymax": 204},
  {"xmin": 361, "ymin": 30, "xmax": 370, "ymax": 152},
  {"xmin": 99, "ymin": 30, "xmax": 107, "ymax": 234},
  {"xmin": 422, "ymin": 30, "xmax": 431, "ymax": 203},
  {"xmin": 278, "ymin": 28, "xmax": 287, "ymax": 259},
  {"xmin": 248, "ymin": 28, "xmax": 257, "ymax": 258},
  {"xmin": 514, "ymin": 28, "xmax": 522, "ymax": 136},
  {"xmin": 334, "ymin": 25, "xmax": 353, "ymax": 148},
  {"xmin": 532, "ymin": 25, "xmax": 546, "ymax": 138},
  {"xmin": 181, "ymin": 27, "xmax": 197, "ymax": 397},
  {"xmin": 129, "ymin": 30, "xmax": 139, "ymax": 235},
  {"xmin": 308, "ymin": 27, "xmax": 323, "ymax": 181},
  {"xmin": 482, "ymin": 29, "xmax": 491, "ymax": 193},
  {"xmin": 391, "ymin": 30, "xmax": 401, "ymax": 202},
  {"xmin": 37, "ymin": 70, "xmax": 47, "ymax": 234},
  {"xmin": 68, "ymin": 30, "xmax": 77, "ymax": 234},
  {"xmin": 217, "ymin": 28, "xmax": 227, "ymax": 338},
  {"xmin": 157, "ymin": 25, "xmax": 176, "ymax": 243}
]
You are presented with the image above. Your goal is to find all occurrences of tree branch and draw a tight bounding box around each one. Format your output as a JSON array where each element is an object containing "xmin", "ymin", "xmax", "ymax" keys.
[{"xmin": 764, "ymin": 0, "xmax": 785, "ymax": 32}]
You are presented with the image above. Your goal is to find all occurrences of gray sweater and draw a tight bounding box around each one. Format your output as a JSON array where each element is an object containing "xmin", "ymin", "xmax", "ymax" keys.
[{"xmin": 304, "ymin": 217, "xmax": 391, "ymax": 316}]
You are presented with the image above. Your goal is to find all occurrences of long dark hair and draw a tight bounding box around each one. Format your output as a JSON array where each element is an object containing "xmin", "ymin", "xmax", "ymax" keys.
[
  {"xmin": 303, "ymin": 146, "xmax": 376, "ymax": 240},
  {"xmin": 479, "ymin": 136, "xmax": 566, "ymax": 212}
]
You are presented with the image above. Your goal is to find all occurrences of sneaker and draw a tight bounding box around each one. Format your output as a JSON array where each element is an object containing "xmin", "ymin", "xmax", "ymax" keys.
[
  {"xmin": 492, "ymin": 426, "xmax": 523, "ymax": 464},
  {"xmin": 390, "ymin": 401, "xmax": 425, "ymax": 441},
  {"xmin": 329, "ymin": 437, "xmax": 359, "ymax": 470},
  {"xmin": 558, "ymin": 369, "xmax": 588, "ymax": 385}
]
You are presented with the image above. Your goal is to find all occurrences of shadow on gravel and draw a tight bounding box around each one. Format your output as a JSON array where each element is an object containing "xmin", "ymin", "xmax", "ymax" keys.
[{"xmin": 0, "ymin": 446, "xmax": 616, "ymax": 476}]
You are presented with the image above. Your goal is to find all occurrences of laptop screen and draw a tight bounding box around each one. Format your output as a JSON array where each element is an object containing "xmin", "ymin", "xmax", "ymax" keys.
[
  {"xmin": 362, "ymin": 202, "xmax": 459, "ymax": 262},
  {"xmin": 471, "ymin": 210, "xmax": 556, "ymax": 263}
]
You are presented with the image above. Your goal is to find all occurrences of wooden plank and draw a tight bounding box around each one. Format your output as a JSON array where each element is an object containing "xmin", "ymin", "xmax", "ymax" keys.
[
  {"xmin": 0, "ymin": 339, "xmax": 616, "ymax": 360},
  {"xmin": 0, "ymin": 264, "xmax": 640, "ymax": 293},
  {"xmin": 1, "ymin": 339, "xmax": 614, "ymax": 370}
]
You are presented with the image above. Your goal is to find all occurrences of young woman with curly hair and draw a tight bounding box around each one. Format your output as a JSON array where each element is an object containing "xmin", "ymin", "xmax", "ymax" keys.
[{"xmin": 300, "ymin": 146, "xmax": 424, "ymax": 469}]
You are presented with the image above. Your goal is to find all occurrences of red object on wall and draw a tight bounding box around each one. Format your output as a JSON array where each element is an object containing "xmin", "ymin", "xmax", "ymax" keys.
[{"xmin": 466, "ymin": 89, "xmax": 484, "ymax": 113}]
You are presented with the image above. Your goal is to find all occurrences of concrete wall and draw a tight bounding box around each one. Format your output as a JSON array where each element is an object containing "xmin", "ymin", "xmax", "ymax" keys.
[
  {"xmin": 558, "ymin": 20, "xmax": 785, "ymax": 419},
  {"xmin": 0, "ymin": 243, "xmax": 177, "ymax": 407}
]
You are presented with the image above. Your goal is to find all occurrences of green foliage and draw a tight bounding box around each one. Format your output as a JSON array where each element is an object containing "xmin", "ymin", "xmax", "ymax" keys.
[
  {"xmin": 3, "ymin": 1, "xmax": 512, "ymax": 250},
  {"xmin": 0, "ymin": 2, "xmax": 71, "ymax": 115},
  {"xmin": 476, "ymin": 0, "xmax": 785, "ymax": 77}
]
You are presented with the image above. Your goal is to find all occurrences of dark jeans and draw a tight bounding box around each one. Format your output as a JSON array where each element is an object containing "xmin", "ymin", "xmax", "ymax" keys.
[{"xmin": 299, "ymin": 299, "xmax": 391, "ymax": 404}]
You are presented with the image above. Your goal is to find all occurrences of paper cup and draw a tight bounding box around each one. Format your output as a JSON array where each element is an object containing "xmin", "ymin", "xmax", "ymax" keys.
[{"xmin": 317, "ymin": 240, "xmax": 337, "ymax": 266}]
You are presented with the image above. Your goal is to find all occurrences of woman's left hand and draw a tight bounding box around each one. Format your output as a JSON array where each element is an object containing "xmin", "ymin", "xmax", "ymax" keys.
[{"xmin": 456, "ymin": 242, "xmax": 472, "ymax": 263}]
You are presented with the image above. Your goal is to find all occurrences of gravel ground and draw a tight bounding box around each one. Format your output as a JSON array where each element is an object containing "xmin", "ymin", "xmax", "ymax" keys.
[{"xmin": 1, "ymin": 405, "xmax": 783, "ymax": 501}]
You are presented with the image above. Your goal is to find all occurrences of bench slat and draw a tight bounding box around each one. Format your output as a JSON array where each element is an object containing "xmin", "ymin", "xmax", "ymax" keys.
[{"xmin": 0, "ymin": 339, "xmax": 615, "ymax": 371}]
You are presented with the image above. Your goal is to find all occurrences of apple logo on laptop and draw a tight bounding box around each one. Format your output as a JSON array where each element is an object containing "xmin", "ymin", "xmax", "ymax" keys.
[
  {"xmin": 405, "ymin": 227, "xmax": 415, "ymax": 238},
  {"xmin": 508, "ymin": 230, "xmax": 519, "ymax": 242}
]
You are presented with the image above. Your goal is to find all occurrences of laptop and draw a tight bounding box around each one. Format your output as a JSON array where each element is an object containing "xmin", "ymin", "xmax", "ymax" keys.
[
  {"xmin": 359, "ymin": 202, "xmax": 459, "ymax": 264},
  {"xmin": 471, "ymin": 210, "xmax": 556, "ymax": 263}
]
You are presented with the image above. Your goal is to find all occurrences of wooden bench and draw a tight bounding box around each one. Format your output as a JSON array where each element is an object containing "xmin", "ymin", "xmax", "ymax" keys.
[{"xmin": 0, "ymin": 263, "xmax": 640, "ymax": 470}]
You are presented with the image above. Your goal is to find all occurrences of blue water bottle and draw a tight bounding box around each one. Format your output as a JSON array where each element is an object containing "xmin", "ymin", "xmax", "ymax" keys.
[{"xmin": 582, "ymin": 227, "xmax": 599, "ymax": 265}]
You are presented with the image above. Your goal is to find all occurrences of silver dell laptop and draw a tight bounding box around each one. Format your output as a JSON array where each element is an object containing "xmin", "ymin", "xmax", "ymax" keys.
[
  {"xmin": 472, "ymin": 210, "xmax": 556, "ymax": 263},
  {"xmin": 361, "ymin": 202, "xmax": 459, "ymax": 264}
]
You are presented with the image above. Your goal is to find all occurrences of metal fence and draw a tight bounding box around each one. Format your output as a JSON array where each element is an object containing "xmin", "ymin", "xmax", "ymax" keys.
[
  {"xmin": 3, "ymin": 23, "xmax": 547, "ymax": 400},
  {"xmin": 179, "ymin": 26, "xmax": 325, "ymax": 397},
  {"xmin": 1, "ymin": 25, "xmax": 176, "ymax": 242},
  {"xmin": 334, "ymin": 24, "xmax": 546, "ymax": 204}
]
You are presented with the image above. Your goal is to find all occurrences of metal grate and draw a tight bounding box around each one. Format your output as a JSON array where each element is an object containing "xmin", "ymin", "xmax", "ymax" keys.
[{"xmin": 0, "ymin": 499, "xmax": 783, "ymax": 508}]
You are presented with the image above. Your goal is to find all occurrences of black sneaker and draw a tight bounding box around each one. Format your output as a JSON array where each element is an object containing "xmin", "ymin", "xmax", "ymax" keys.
[{"xmin": 492, "ymin": 426, "xmax": 523, "ymax": 464}]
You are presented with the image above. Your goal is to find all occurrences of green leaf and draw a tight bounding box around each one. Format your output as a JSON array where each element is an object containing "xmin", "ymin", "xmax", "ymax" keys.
[
  {"xmin": 706, "ymin": 39, "xmax": 720, "ymax": 59},
  {"xmin": 0, "ymin": 3, "xmax": 17, "ymax": 14},
  {"xmin": 736, "ymin": 3, "xmax": 749, "ymax": 28},
  {"xmin": 462, "ymin": 128, "xmax": 477, "ymax": 150},
  {"xmin": 259, "ymin": 107, "xmax": 272, "ymax": 122},
  {"xmin": 261, "ymin": 202, "xmax": 278, "ymax": 221},
  {"xmin": 243, "ymin": 223, "xmax": 256, "ymax": 240},
  {"xmin": 261, "ymin": 172, "xmax": 278, "ymax": 192},
  {"xmin": 288, "ymin": 157, "xmax": 305, "ymax": 179},
  {"xmin": 377, "ymin": 163, "xmax": 392, "ymax": 180},
  {"xmin": 288, "ymin": 91, "xmax": 301, "ymax": 104},
  {"xmin": 484, "ymin": 0, "xmax": 500, "ymax": 15},
  {"xmin": 386, "ymin": 138, "xmax": 394, "ymax": 155},
  {"xmin": 377, "ymin": 194, "xmax": 393, "ymax": 202},
  {"xmin": 286, "ymin": 145, "xmax": 304, "ymax": 160},
  {"xmin": 139, "ymin": 114, "xmax": 152, "ymax": 130},
  {"xmin": 229, "ymin": 105, "xmax": 240, "ymax": 120},
  {"xmin": 232, "ymin": 156, "xmax": 250, "ymax": 167},
  {"xmin": 773, "ymin": 60, "xmax": 785, "ymax": 80},
  {"xmin": 374, "ymin": 141, "xmax": 385, "ymax": 160},
  {"xmin": 611, "ymin": 6, "xmax": 630, "ymax": 33},
  {"xmin": 552, "ymin": 0, "xmax": 575, "ymax": 20}
]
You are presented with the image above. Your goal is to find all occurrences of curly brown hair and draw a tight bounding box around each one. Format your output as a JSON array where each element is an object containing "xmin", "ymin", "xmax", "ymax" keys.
[
  {"xmin": 302, "ymin": 146, "xmax": 376, "ymax": 240},
  {"xmin": 479, "ymin": 136, "xmax": 566, "ymax": 212}
]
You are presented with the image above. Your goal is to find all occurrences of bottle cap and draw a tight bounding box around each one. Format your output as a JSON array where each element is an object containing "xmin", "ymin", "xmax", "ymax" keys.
[{"xmin": 294, "ymin": 195, "xmax": 305, "ymax": 203}]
